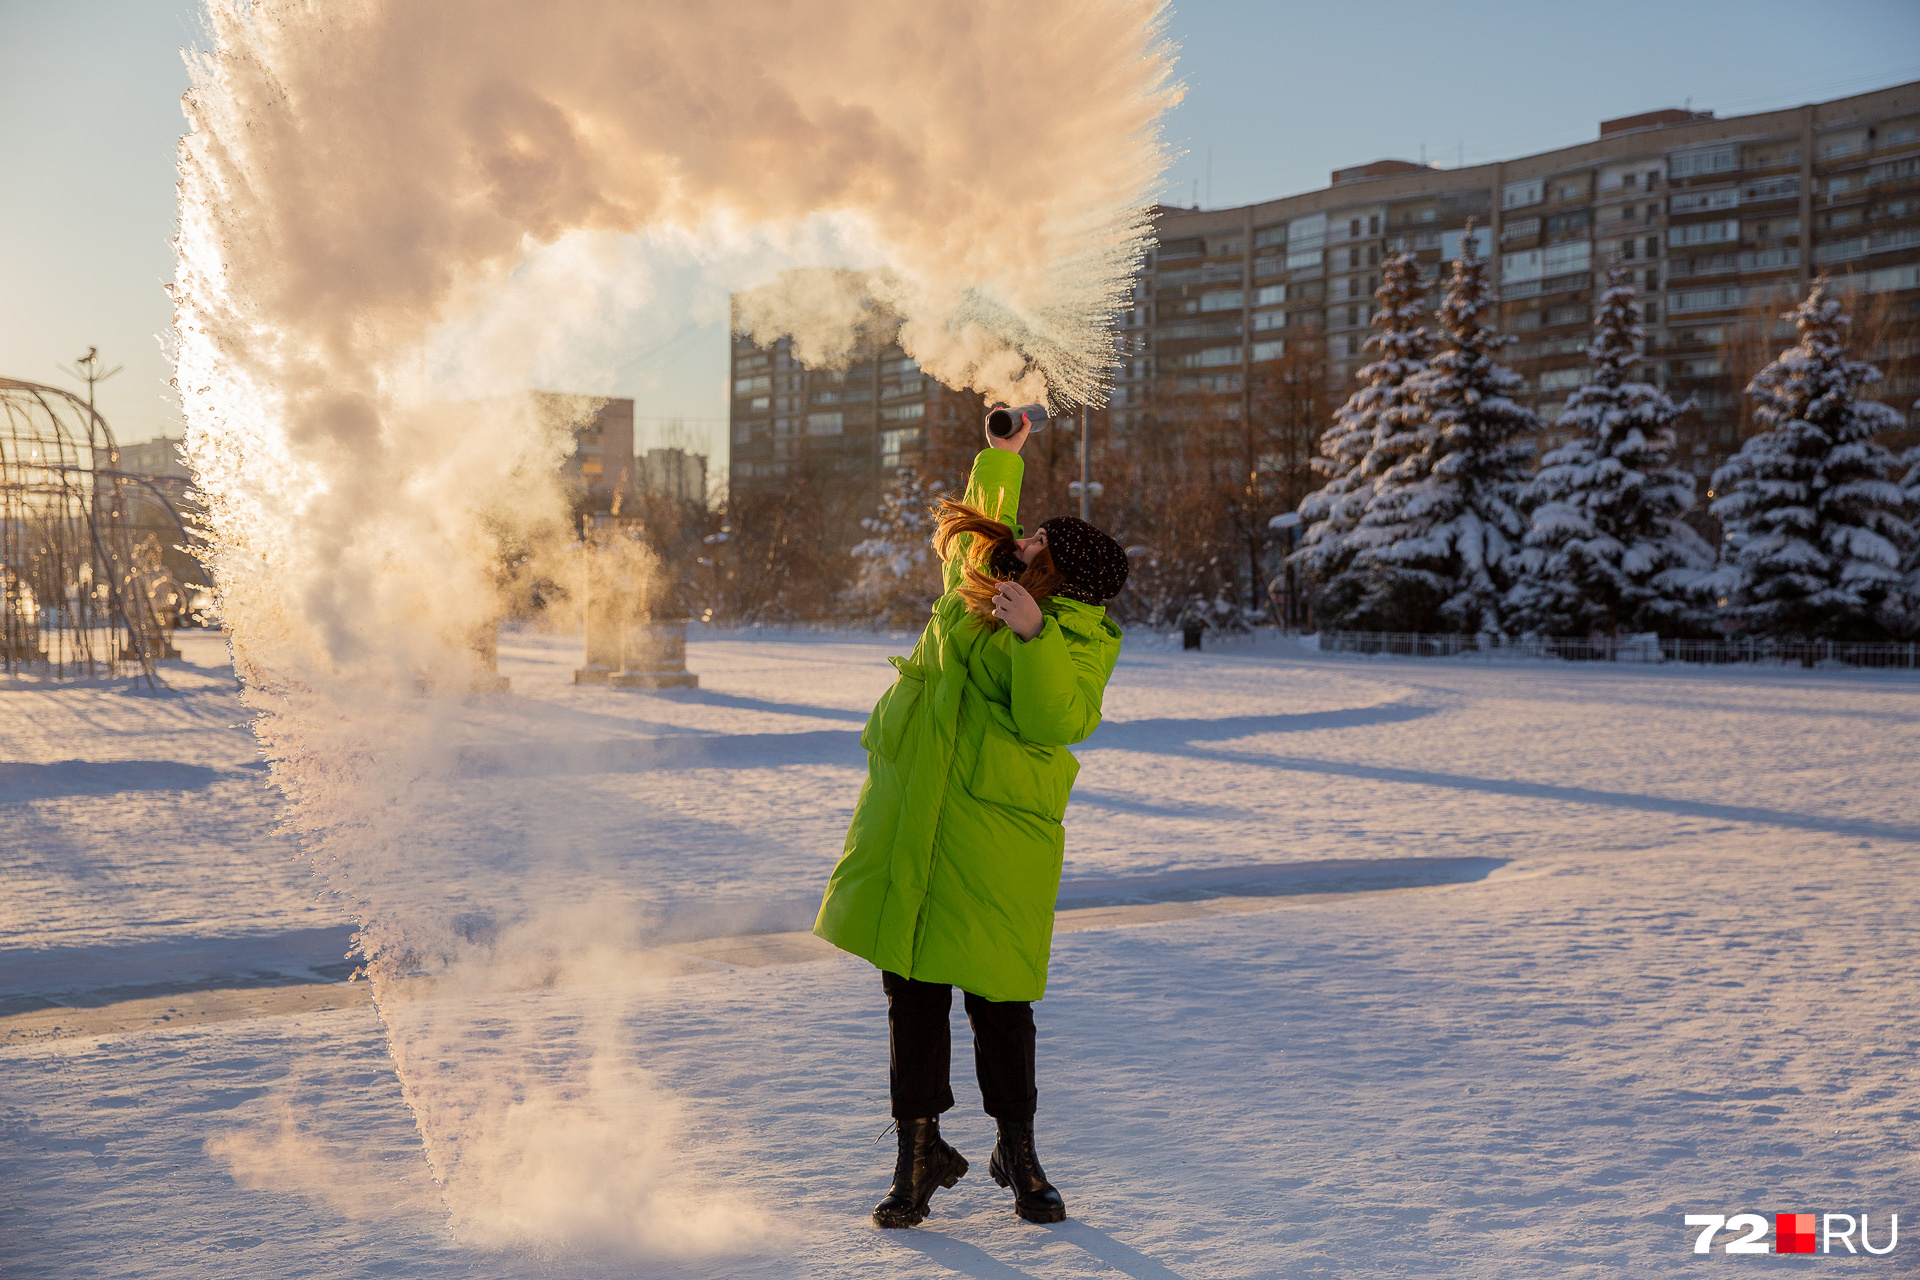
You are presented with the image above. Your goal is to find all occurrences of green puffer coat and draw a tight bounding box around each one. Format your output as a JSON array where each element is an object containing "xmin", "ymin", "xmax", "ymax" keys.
[{"xmin": 813, "ymin": 448, "xmax": 1123, "ymax": 1003}]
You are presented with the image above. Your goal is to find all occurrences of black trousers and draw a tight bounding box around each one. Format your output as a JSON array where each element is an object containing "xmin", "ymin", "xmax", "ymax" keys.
[{"xmin": 882, "ymin": 970, "xmax": 1037, "ymax": 1121}]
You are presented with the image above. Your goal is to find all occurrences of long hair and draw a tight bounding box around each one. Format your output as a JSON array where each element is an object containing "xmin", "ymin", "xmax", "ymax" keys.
[{"xmin": 931, "ymin": 498, "xmax": 1064, "ymax": 629}]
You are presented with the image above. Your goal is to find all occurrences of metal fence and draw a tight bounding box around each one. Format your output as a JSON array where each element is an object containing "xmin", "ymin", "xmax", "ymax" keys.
[{"xmin": 1319, "ymin": 630, "xmax": 1920, "ymax": 670}]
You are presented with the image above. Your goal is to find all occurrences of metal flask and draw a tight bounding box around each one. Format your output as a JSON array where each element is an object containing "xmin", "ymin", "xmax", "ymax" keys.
[{"xmin": 985, "ymin": 403, "xmax": 1050, "ymax": 438}]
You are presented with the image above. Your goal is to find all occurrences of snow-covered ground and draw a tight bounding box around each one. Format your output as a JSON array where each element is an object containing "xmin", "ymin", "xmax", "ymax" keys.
[{"xmin": 3, "ymin": 627, "xmax": 1916, "ymax": 1278}]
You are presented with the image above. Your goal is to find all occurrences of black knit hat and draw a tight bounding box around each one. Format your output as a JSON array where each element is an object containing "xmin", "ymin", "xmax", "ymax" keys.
[{"xmin": 1038, "ymin": 516, "xmax": 1129, "ymax": 604}]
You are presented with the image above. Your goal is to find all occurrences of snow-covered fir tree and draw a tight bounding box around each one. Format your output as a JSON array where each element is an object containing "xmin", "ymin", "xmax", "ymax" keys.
[
  {"xmin": 1904, "ymin": 445, "xmax": 1920, "ymax": 635},
  {"xmin": 846, "ymin": 466, "xmax": 944, "ymax": 627},
  {"xmin": 1507, "ymin": 268, "xmax": 1713, "ymax": 636},
  {"xmin": 1709, "ymin": 283, "xmax": 1915, "ymax": 640},
  {"xmin": 1294, "ymin": 251, "xmax": 1431, "ymax": 627},
  {"xmin": 1341, "ymin": 227, "xmax": 1536, "ymax": 633}
]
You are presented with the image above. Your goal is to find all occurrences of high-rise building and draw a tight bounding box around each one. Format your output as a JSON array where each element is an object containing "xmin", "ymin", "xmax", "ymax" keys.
[
  {"xmin": 725, "ymin": 333, "xmax": 981, "ymax": 498},
  {"xmin": 730, "ymin": 81, "xmax": 1920, "ymax": 513},
  {"xmin": 636, "ymin": 447, "xmax": 708, "ymax": 506},
  {"xmin": 1131, "ymin": 82, "xmax": 1920, "ymax": 485},
  {"xmin": 534, "ymin": 392, "xmax": 635, "ymax": 514}
]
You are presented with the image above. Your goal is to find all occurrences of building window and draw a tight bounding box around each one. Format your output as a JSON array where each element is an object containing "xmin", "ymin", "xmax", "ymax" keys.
[
  {"xmin": 1288, "ymin": 212, "xmax": 1327, "ymax": 249},
  {"xmin": 1251, "ymin": 340, "xmax": 1285, "ymax": 362},
  {"xmin": 805, "ymin": 412, "xmax": 844, "ymax": 435},
  {"xmin": 1442, "ymin": 227, "xmax": 1492, "ymax": 261},
  {"xmin": 1670, "ymin": 187, "xmax": 1739, "ymax": 215},
  {"xmin": 1538, "ymin": 368, "xmax": 1586, "ymax": 392},
  {"xmin": 1368, "ymin": 214, "xmax": 1380, "ymax": 234},
  {"xmin": 1199, "ymin": 290, "xmax": 1244, "ymax": 312},
  {"xmin": 1542, "ymin": 240, "xmax": 1590, "ymax": 275},
  {"xmin": 1254, "ymin": 284, "xmax": 1286, "ymax": 306},
  {"xmin": 1501, "ymin": 216, "xmax": 1541, "ymax": 244},
  {"xmin": 1181, "ymin": 346, "xmax": 1243, "ymax": 368},
  {"xmin": 1669, "ymin": 146, "xmax": 1738, "ymax": 179},
  {"xmin": 1349, "ymin": 218, "xmax": 1361, "ymax": 237},
  {"xmin": 1251, "ymin": 309, "xmax": 1286, "ymax": 332},
  {"xmin": 1503, "ymin": 178, "xmax": 1545, "ymax": 209},
  {"xmin": 1668, "ymin": 220, "xmax": 1739, "ymax": 248},
  {"xmin": 1741, "ymin": 176, "xmax": 1799, "ymax": 203},
  {"xmin": 879, "ymin": 427, "xmax": 923, "ymax": 468},
  {"xmin": 1621, "ymin": 240, "xmax": 1636, "ymax": 260}
]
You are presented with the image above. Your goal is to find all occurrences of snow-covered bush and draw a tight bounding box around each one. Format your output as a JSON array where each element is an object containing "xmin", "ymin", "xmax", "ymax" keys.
[
  {"xmin": 1508, "ymin": 268, "xmax": 1713, "ymax": 636},
  {"xmin": 1710, "ymin": 284, "xmax": 1915, "ymax": 640}
]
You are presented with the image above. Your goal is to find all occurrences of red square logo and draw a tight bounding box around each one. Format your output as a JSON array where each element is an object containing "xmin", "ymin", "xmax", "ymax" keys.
[{"xmin": 1776, "ymin": 1213, "xmax": 1816, "ymax": 1254}]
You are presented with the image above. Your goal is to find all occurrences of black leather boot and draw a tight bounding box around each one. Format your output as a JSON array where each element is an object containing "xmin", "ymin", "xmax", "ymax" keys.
[
  {"xmin": 988, "ymin": 1117, "xmax": 1066, "ymax": 1223},
  {"xmin": 872, "ymin": 1116, "xmax": 968, "ymax": 1228}
]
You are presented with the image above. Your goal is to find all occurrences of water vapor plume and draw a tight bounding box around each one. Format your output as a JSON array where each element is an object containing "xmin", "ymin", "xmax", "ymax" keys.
[{"xmin": 171, "ymin": 0, "xmax": 1178, "ymax": 1257}]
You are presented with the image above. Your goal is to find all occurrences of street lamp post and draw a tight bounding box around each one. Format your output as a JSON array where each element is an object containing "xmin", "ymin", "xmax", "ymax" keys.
[
  {"xmin": 1078, "ymin": 406, "xmax": 1089, "ymax": 522},
  {"xmin": 1268, "ymin": 510, "xmax": 1303, "ymax": 632},
  {"xmin": 1067, "ymin": 406, "xmax": 1104, "ymax": 518},
  {"xmin": 57, "ymin": 346, "xmax": 123, "ymax": 460}
]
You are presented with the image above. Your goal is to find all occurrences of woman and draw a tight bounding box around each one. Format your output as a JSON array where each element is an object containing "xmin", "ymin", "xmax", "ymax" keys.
[{"xmin": 813, "ymin": 411, "xmax": 1130, "ymax": 1229}]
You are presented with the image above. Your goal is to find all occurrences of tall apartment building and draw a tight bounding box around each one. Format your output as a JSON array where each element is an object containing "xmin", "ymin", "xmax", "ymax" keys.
[
  {"xmin": 534, "ymin": 392, "xmax": 635, "ymax": 513},
  {"xmin": 726, "ymin": 334, "xmax": 982, "ymax": 495},
  {"xmin": 1127, "ymin": 82, "xmax": 1920, "ymax": 482},
  {"xmin": 731, "ymin": 81, "xmax": 1920, "ymax": 512}
]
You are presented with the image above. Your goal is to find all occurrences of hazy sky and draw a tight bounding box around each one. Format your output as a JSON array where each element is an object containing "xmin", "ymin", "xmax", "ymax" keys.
[{"xmin": 3, "ymin": 0, "xmax": 1918, "ymax": 464}]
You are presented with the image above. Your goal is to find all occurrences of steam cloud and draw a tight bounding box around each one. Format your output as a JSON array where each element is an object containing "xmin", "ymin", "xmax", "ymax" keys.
[{"xmin": 171, "ymin": 0, "xmax": 1177, "ymax": 1257}]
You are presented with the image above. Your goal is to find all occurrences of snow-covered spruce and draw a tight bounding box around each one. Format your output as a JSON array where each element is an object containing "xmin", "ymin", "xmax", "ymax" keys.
[
  {"xmin": 846, "ymin": 466, "xmax": 945, "ymax": 627},
  {"xmin": 1295, "ymin": 251, "xmax": 1432, "ymax": 629},
  {"xmin": 1709, "ymin": 284, "xmax": 1915, "ymax": 640},
  {"xmin": 1507, "ymin": 268, "xmax": 1713, "ymax": 637},
  {"xmin": 1341, "ymin": 230, "xmax": 1536, "ymax": 634},
  {"xmin": 1905, "ymin": 445, "xmax": 1920, "ymax": 636}
]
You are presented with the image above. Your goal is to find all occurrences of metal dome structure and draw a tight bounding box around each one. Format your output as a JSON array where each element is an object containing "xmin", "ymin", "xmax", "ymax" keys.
[{"xmin": 1, "ymin": 378, "xmax": 183, "ymax": 684}]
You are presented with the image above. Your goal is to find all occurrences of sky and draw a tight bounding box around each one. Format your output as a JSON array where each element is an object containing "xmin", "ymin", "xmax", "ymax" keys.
[{"xmin": 3, "ymin": 0, "xmax": 1918, "ymax": 467}]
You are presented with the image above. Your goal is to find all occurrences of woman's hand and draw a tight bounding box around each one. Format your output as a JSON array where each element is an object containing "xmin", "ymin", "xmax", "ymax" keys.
[
  {"xmin": 985, "ymin": 417, "xmax": 1029, "ymax": 453},
  {"xmin": 991, "ymin": 580, "xmax": 1044, "ymax": 641}
]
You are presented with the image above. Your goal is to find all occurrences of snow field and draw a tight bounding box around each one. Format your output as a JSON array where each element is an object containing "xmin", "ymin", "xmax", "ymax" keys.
[{"xmin": 2, "ymin": 628, "xmax": 1917, "ymax": 1277}]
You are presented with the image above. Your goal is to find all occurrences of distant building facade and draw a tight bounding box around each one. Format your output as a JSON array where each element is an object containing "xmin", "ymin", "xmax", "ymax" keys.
[
  {"xmin": 112, "ymin": 436, "xmax": 206, "ymax": 590},
  {"xmin": 117, "ymin": 436, "xmax": 192, "ymax": 480},
  {"xmin": 636, "ymin": 447, "xmax": 708, "ymax": 505},
  {"xmin": 1126, "ymin": 82, "xmax": 1920, "ymax": 483},
  {"xmin": 538, "ymin": 392, "xmax": 635, "ymax": 514},
  {"xmin": 730, "ymin": 81, "xmax": 1920, "ymax": 512},
  {"xmin": 724, "ymin": 335, "xmax": 981, "ymax": 499}
]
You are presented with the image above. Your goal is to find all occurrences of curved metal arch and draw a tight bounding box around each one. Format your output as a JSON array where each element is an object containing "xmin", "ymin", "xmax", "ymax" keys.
[{"xmin": 0, "ymin": 377, "xmax": 169, "ymax": 685}]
